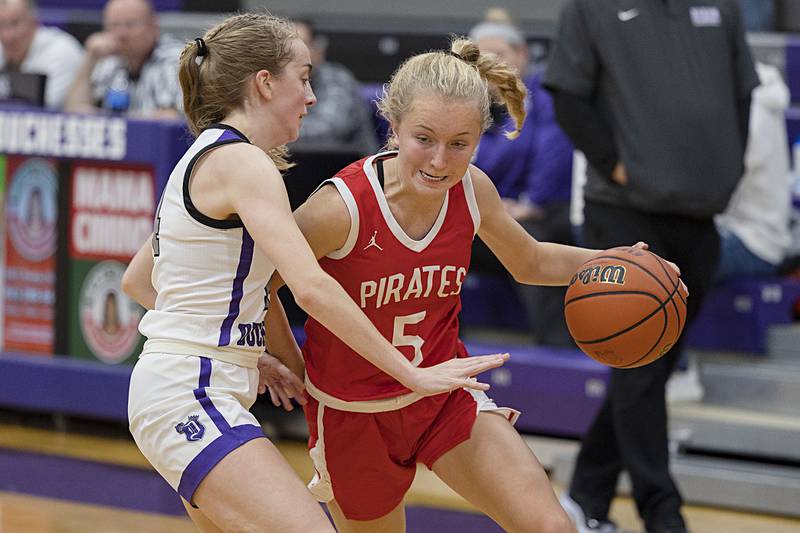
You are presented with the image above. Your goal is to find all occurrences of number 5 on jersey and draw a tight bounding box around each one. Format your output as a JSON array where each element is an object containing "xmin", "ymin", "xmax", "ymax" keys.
[{"xmin": 392, "ymin": 311, "xmax": 426, "ymax": 366}]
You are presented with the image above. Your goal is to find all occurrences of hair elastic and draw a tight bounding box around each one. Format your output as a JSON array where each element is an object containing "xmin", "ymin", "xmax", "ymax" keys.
[
  {"xmin": 195, "ymin": 38, "xmax": 208, "ymax": 57},
  {"xmin": 444, "ymin": 49, "xmax": 463, "ymax": 61}
]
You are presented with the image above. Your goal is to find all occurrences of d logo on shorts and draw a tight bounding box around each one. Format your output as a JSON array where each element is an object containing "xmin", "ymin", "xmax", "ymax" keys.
[{"xmin": 175, "ymin": 415, "xmax": 206, "ymax": 442}]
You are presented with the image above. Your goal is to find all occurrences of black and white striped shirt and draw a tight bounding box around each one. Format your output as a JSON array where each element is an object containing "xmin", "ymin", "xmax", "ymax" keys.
[{"xmin": 90, "ymin": 35, "xmax": 184, "ymax": 114}]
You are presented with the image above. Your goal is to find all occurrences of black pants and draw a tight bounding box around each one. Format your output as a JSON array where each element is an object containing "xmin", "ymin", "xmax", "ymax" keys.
[{"xmin": 569, "ymin": 201, "xmax": 720, "ymax": 529}]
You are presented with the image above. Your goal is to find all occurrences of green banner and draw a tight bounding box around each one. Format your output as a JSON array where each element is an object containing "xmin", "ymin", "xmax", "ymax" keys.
[{"xmin": 67, "ymin": 258, "xmax": 144, "ymax": 365}]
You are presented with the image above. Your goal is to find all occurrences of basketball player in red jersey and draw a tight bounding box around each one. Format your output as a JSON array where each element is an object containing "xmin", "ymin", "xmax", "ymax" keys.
[{"xmin": 265, "ymin": 38, "xmax": 674, "ymax": 533}]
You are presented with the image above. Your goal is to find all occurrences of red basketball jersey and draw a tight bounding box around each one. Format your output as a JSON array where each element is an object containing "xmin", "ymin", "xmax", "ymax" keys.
[{"xmin": 302, "ymin": 152, "xmax": 481, "ymax": 402}]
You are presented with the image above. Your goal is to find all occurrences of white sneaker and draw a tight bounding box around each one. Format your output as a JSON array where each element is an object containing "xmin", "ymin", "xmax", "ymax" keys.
[
  {"xmin": 559, "ymin": 492, "xmax": 620, "ymax": 533},
  {"xmin": 666, "ymin": 365, "xmax": 704, "ymax": 404}
]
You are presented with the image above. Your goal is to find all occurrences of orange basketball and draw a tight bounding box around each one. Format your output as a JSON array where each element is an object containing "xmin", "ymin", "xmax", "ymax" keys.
[{"xmin": 564, "ymin": 246, "xmax": 688, "ymax": 368}]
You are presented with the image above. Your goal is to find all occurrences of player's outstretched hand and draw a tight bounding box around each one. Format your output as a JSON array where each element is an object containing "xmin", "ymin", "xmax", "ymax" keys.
[
  {"xmin": 257, "ymin": 352, "xmax": 307, "ymax": 411},
  {"xmin": 406, "ymin": 353, "xmax": 509, "ymax": 397}
]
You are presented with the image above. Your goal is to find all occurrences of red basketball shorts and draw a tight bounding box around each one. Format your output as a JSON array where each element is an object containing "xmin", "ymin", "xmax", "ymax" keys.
[{"xmin": 303, "ymin": 388, "xmax": 518, "ymax": 520}]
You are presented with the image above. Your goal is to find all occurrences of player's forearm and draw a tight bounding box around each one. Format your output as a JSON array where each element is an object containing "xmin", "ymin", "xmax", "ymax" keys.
[
  {"xmin": 536, "ymin": 243, "xmax": 601, "ymax": 285},
  {"xmin": 290, "ymin": 273, "xmax": 417, "ymax": 387},
  {"xmin": 265, "ymin": 286, "xmax": 305, "ymax": 379}
]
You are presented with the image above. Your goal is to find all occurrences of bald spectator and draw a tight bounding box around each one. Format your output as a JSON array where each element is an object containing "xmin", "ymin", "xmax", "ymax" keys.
[
  {"xmin": 65, "ymin": 0, "xmax": 182, "ymax": 118},
  {"xmin": 0, "ymin": 0, "xmax": 83, "ymax": 108}
]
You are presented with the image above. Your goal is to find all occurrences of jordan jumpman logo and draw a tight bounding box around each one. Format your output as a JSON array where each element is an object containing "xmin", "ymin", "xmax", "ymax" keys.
[{"xmin": 363, "ymin": 230, "xmax": 384, "ymax": 251}]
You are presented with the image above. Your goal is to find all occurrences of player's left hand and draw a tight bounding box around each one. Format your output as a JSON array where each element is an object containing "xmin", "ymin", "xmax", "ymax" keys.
[
  {"xmin": 257, "ymin": 352, "xmax": 306, "ymax": 411},
  {"xmin": 630, "ymin": 242, "xmax": 689, "ymax": 296}
]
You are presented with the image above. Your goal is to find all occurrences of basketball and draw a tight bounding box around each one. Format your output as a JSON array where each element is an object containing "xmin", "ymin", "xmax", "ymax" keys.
[{"xmin": 564, "ymin": 246, "xmax": 688, "ymax": 368}]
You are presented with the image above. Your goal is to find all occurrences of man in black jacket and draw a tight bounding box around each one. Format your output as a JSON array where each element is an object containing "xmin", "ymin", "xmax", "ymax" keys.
[{"xmin": 544, "ymin": 1, "xmax": 758, "ymax": 532}]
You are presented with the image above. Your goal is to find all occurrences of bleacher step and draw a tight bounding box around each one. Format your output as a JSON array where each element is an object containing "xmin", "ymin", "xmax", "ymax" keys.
[
  {"xmin": 670, "ymin": 455, "xmax": 800, "ymax": 519},
  {"xmin": 766, "ymin": 323, "xmax": 800, "ymax": 364},
  {"xmin": 696, "ymin": 351, "xmax": 800, "ymax": 415},
  {"xmin": 551, "ymin": 433, "xmax": 800, "ymax": 519},
  {"xmin": 669, "ymin": 403, "xmax": 800, "ymax": 462}
]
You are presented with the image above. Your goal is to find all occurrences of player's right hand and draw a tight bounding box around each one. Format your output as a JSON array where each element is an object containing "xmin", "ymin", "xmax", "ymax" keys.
[
  {"xmin": 406, "ymin": 353, "xmax": 509, "ymax": 396},
  {"xmin": 257, "ymin": 352, "xmax": 306, "ymax": 411}
]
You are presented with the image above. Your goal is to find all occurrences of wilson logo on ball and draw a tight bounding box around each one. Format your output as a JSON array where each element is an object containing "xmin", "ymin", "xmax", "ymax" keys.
[{"xmin": 570, "ymin": 265, "xmax": 627, "ymax": 286}]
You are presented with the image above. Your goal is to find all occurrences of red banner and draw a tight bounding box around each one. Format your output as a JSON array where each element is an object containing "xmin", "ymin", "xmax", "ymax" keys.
[
  {"xmin": 3, "ymin": 156, "xmax": 58, "ymax": 354},
  {"xmin": 69, "ymin": 161, "xmax": 155, "ymax": 261}
]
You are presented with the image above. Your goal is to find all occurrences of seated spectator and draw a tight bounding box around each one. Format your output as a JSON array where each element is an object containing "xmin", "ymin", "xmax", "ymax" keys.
[
  {"xmin": 64, "ymin": 0, "xmax": 182, "ymax": 118},
  {"xmin": 293, "ymin": 19, "xmax": 377, "ymax": 154},
  {"xmin": 667, "ymin": 62, "xmax": 791, "ymax": 404},
  {"xmin": 469, "ymin": 18, "xmax": 575, "ymax": 347},
  {"xmin": 0, "ymin": 0, "xmax": 83, "ymax": 108},
  {"xmin": 714, "ymin": 62, "xmax": 791, "ymax": 282}
]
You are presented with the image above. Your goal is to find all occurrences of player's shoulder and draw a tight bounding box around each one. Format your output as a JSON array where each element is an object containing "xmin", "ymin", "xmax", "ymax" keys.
[
  {"xmin": 467, "ymin": 163, "xmax": 494, "ymax": 193},
  {"xmin": 296, "ymin": 179, "xmax": 352, "ymax": 252},
  {"xmin": 195, "ymin": 143, "xmax": 283, "ymax": 195},
  {"xmin": 335, "ymin": 155, "xmax": 372, "ymax": 181},
  {"xmin": 467, "ymin": 163, "xmax": 504, "ymax": 218},
  {"xmin": 310, "ymin": 180, "xmax": 347, "ymax": 206},
  {"xmin": 205, "ymin": 143, "xmax": 277, "ymax": 176}
]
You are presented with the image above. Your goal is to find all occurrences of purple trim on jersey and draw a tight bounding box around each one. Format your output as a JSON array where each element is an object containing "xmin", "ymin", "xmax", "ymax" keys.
[
  {"xmin": 193, "ymin": 357, "xmax": 230, "ymax": 432},
  {"xmin": 217, "ymin": 129, "xmax": 243, "ymax": 143},
  {"xmin": 217, "ymin": 228, "xmax": 254, "ymax": 346},
  {"xmin": 177, "ymin": 424, "xmax": 265, "ymax": 502}
]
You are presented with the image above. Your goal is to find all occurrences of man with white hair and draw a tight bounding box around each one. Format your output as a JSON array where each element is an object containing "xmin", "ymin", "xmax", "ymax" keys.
[{"xmin": 0, "ymin": 0, "xmax": 83, "ymax": 108}]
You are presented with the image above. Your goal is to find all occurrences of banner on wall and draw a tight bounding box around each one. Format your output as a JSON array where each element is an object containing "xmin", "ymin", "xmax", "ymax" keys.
[
  {"xmin": 67, "ymin": 161, "xmax": 155, "ymax": 364},
  {"xmin": 0, "ymin": 155, "xmax": 5, "ymax": 349},
  {"xmin": 2, "ymin": 156, "xmax": 58, "ymax": 354}
]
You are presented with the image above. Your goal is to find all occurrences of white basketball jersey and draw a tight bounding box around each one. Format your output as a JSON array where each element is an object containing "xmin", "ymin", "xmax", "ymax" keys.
[{"xmin": 138, "ymin": 125, "xmax": 274, "ymax": 367}]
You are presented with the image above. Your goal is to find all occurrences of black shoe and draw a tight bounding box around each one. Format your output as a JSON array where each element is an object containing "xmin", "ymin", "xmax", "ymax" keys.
[{"xmin": 648, "ymin": 517, "xmax": 688, "ymax": 533}]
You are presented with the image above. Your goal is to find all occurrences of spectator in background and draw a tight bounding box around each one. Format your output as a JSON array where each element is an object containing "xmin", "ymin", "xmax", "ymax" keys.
[
  {"xmin": 469, "ymin": 18, "xmax": 575, "ymax": 347},
  {"xmin": 64, "ymin": 0, "xmax": 182, "ymax": 117},
  {"xmin": 293, "ymin": 19, "xmax": 377, "ymax": 154},
  {"xmin": 544, "ymin": 1, "xmax": 758, "ymax": 532},
  {"xmin": 667, "ymin": 62, "xmax": 793, "ymax": 404},
  {"xmin": 0, "ymin": 0, "xmax": 83, "ymax": 108},
  {"xmin": 715, "ymin": 62, "xmax": 791, "ymax": 282}
]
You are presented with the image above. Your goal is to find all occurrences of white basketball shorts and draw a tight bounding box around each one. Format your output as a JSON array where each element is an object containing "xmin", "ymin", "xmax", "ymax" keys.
[{"xmin": 128, "ymin": 352, "xmax": 266, "ymax": 503}]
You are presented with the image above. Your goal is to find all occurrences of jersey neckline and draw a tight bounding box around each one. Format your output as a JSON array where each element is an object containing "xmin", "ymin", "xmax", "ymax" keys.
[
  {"xmin": 206, "ymin": 123, "xmax": 252, "ymax": 144},
  {"xmin": 361, "ymin": 151, "xmax": 469, "ymax": 253}
]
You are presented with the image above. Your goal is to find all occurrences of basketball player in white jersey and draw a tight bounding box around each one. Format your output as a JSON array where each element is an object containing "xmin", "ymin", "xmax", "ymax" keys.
[{"xmin": 121, "ymin": 13, "xmax": 507, "ymax": 533}]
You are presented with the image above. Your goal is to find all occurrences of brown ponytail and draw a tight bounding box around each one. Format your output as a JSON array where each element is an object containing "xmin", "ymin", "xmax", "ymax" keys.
[{"xmin": 177, "ymin": 13, "xmax": 298, "ymax": 169}]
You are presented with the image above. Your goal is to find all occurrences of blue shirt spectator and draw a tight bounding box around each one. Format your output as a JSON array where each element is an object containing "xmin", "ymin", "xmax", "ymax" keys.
[{"xmin": 474, "ymin": 70, "xmax": 573, "ymax": 209}]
